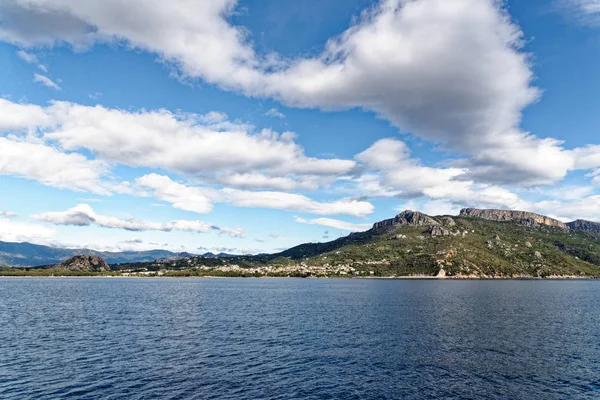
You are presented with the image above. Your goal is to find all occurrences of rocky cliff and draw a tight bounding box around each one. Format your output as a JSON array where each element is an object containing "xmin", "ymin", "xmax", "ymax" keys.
[
  {"xmin": 55, "ymin": 255, "xmax": 111, "ymax": 272},
  {"xmin": 459, "ymin": 208, "xmax": 569, "ymax": 230},
  {"xmin": 567, "ymin": 219, "xmax": 600, "ymax": 233},
  {"xmin": 372, "ymin": 210, "xmax": 441, "ymax": 230}
]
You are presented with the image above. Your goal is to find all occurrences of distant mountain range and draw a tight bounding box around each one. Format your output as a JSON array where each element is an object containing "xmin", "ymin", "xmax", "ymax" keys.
[
  {"xmin": 109, "ymin": 208, "xmax": 600, "ymax": 278},
  {"xmin": 0, "ymin": 241, "xmax": 196, "ymax": 267},
  {"xmin": 4, "ymin": 207, "xmax": 600, "ymax": 278}
]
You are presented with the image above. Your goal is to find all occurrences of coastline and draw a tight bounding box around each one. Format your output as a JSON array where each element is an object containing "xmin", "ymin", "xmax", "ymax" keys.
[{"xmin": 0, "ymin": 274, "xmax": 597, "ymax": 280}]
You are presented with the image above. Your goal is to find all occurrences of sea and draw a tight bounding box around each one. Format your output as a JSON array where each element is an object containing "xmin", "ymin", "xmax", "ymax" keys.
[{"xmin": 1, "ymin": 278, "xmax": 599, "ymax": 399}]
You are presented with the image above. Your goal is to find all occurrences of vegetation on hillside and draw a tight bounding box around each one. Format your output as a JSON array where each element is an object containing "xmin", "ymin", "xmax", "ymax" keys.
[{"xmin": 3, "ymin": 214, "xmax": 600, "ymax": 278}]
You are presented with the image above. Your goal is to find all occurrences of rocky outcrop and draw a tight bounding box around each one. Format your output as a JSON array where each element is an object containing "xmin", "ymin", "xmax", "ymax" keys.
[
  {"xmin": 459, "ymin": 208, "xmax": 569, "ymax": 230},
  {"xmin": 55, "ymin": 254, "xmax": 111, "ymax": 272},
  {"xmin": 428, "ymin": 225, "xmax": 451, "ymax": 237},
  {"xmin": 567, "ymin": 219, "xmax": 600, "ymax": 233},
  {"xmin": 372, "ymin": 210, "xmax": 440, "ymax": 231}
]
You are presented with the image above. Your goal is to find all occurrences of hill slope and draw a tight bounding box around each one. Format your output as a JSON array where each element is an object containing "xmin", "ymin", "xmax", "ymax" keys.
[
  {"xmin": 269, "ymin": 210, "xmax": 600, "ymax": 277},
  {"xmin": 0, "ymin": 241, "xmax": 193, "ymax": 267}
]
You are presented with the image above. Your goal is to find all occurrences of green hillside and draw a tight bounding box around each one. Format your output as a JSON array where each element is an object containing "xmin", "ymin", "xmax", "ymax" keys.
[
  {"xmin": 5, "ymin": 209, "xmax": 600, "ymax": 278},
  {"xmin": 280, "ymin": 215, "xmax": 600, "ymax": 277}
]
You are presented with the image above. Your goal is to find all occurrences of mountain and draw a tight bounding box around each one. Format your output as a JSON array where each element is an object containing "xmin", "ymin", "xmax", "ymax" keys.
[
  {"xmin": 201, "ymin": 252, "xmax": 238, "ymax": 258},
  {"xmin": 5, "ymin": 208, "xmax": 600, "ymax": 278},
  {"xmin": 53, "ymin": 255, "xmax": 112, "ymax": 272},
  {"xmin": 459, "ymin": 208, "xmax": 569, "ymax": 230},
  {"xmin": 263, "ymin": 209, "xmax": 600, "ymax": 277},
  {"xmin": 567, "ymin": 219, "xmax": 600, "ymax": 233},
  {"xmin": 0, "ymin": 241, "xmax": 194, "ymax": 267}
]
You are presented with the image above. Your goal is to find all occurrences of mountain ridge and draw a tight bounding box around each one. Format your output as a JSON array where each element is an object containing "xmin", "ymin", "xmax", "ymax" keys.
[
  {"xmin": 4, "ymin": 208, "xmax": 600, "ymax": 278},
  {"xmin": 0, "ymin": 241, "xmax": 194, "ymax": 267}
]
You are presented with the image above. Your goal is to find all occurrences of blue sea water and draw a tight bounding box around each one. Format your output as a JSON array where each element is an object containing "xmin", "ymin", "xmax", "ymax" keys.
[{"xmin": 1, "ymin": 278, "xmax": 599, "ymax": 399}]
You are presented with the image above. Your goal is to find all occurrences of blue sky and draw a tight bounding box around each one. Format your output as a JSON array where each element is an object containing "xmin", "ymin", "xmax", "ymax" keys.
[{"xmin": 1, "ymin": 0, "xmax": 600, "ymax": 254}]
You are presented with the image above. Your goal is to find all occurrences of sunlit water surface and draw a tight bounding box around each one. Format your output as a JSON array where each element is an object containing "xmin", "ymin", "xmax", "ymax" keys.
[{"xmin": 1, "ymin": 278, "xmax": 599, "ymax": 399}]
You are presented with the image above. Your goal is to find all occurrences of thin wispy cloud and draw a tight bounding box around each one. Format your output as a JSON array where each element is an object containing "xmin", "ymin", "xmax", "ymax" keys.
[
  {"xmin": 33, "ymin": 73, "xmax": 61, "ymax": 90},
  {"xmin": 264, "ymin": 108, "xmax": 285, "ymax": 119},
  {"xmin": 34, "ymin": 204, "xmax": 245, "ymax": 238}
]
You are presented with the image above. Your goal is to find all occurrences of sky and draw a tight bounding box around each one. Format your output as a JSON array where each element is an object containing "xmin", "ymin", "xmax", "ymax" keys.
[{"xmin": 1, "ymin": 0, "xmax": 600, "ymax": 254}]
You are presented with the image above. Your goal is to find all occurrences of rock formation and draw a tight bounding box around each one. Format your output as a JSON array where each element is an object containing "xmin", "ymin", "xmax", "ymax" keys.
[
  {"xmin": 459, "ymin": 208, "xmax": 569, "ymax": 230},
  {"xmin": 567, "ymin": 219, "xmax": 600, "ymax": 233},
  {"xmin": 428, "ymin": 225, "xmax": 451, "ymax": 237},
  {"xmin": 372, "ymin": 210, "xmax": 440, "ymax": 231},
  {"xmin": 55, "ymin": 254, "xmax": 111, "ymax": 272}
]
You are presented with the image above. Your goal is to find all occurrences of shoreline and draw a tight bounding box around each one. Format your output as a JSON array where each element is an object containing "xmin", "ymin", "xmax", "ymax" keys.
[{"xmin": 0, "ymin": 274, "xmax": 597, "ymax": 280}]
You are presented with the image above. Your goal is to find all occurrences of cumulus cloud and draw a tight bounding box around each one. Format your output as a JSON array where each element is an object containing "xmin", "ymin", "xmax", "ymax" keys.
[
  {"xmin": 33, "ymin": 73, "xmax": 61, "ymax": 90},
  {"xmin": 2, "ymin": 0, "xmax": 588, "ymax": 185},
  {"xmin": 214, "ymin": 173, "xmax": 319, "ymax": 191},
  {"xmin": 355, "ymin": 137, "xmax": 532, "ymax": 211},
  {"xmin": 135, "ymin": 173, "xmax": 374, "ymax": 217},
  {"xmin": 398, "ymin": 199, "xmax": 463, "ymax": 217},
  {"xmin": 0, "ymin": 136, "xmax": 110, "ymax": 194},
  {"xmin": 0, "ymin": 211, "xmax": 17, "ymax": 218},
  {"xmin": 534, "ymin": 196, "xmax": 600, "ymax": 222},
  {"xmin": 222, "ymin": 187, "xmax": 374, "ymax": 217},
  {"xmin": 294, "ymin": 216, "xmax": 372, "ymax": 232},
  {"xmin": 0, "ymin": 99, "xmax": 355, "ymax": 190},
  {"xmin": 34, "ymin": 204, "xmax": 245, "ymax": 237},
  {"xmin": 0, "ymin": 216, "xmax": 55, "ymax": 243}
]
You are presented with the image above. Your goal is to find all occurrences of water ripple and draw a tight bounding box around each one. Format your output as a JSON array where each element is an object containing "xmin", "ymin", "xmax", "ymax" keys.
[{"xmin": 1, "ymin": 278, "xmax": 600, "ymax": 399}]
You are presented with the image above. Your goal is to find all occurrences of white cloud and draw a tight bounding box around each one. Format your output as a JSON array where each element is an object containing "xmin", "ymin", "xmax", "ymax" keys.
[
  {"xmin": 222, "ymin": 187, "xmax": 374, "ymax": 217},
  {"xmin": 2, "ymin": 0, "xmax": 580, "ymax": 186},
  {"xmin": 540, "ymin": 185, "xmax": 595, "ymax": 201},
  {"xmin": 214, "ymin": 172, "xmax": 319, "ymax": 191},
  {"xmin": 135, "ymin": 173, "xmax": 374, "ymax": 217},
  {"xmin": 2, "ymin": 0, "xmax": 600, "ymax": 189},
  {"xmin": 16, "ymin": 49, "xmax": 38, "ymax": 63},
  {"xmin": 0, "ymin": 99, "xmax": 356, "ymax": 189},
  {"xmin": 264, "ymin": 108, "xmax": 285, "ymax": 119},
  {"xmin": 570, "ymin": 145, "xmax": 600, "ymax": 170},
  {"xmin": 589, "ymin": 169, "xmax": 600, "ymax": 185},
  {"xmin": 16, "ymin": 50, "xmax": 47, "ymax": 71},
  {"xmin": 0, "ymin": 98, "xmax": 50, "ymax": 131},
  {"xmin": 33, "ymin": 73, "xmax": 61, "ymax": 90},
  {"xmin": 295, "ymin": 216, "xmax": 371, "ymax": 232},
  {"xmin": 0, "ymin": 211, "xmax": 17, "ymax": 218},
  {"xmin": 0, "ymin": 136, "xmax": 110, "ymax": 194},
  {"xmin": 354, "ymin": 137, "xmax": 532, "ymax": 211},
  {"xmin": 534, "ymin": 196, "xmax": 600, "ymax": 222},
  {"xmin": 0, "ymin": 215, "xmax": 55, "ymax": 243},
  {"xmin": 398, "ymin": 199, "xmax": 463, "ymax": 217},
  {"xmin": 135, "ymin": 174, "xmax": 215, "ymax": 214},
  {"xmin": 34, "ymin": 203, "xmax": 245, "ymax": 237},
  {"xmin": 0, "ymin": 0, "xmax": 548, "ymax": 184},
  {"xmin": 559, "ymin": 0, "xmax": 600, "ymax": 23}
]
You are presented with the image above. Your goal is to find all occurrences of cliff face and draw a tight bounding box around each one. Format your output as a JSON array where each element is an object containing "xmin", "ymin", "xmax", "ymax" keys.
[
  {"xmin": 459, "ymin": 208, "xmax": 569, "ymax": 230},
  {"xmin": 56, "ymin": 255, "xmax": 111, "ymax": 272},
  {"xmin": 372, "ymin": 210, "xmax": 440, "ymax": 230},
  {"xmin": 567, "ymin": 220, "xmax": 600, "ymax": 233}
]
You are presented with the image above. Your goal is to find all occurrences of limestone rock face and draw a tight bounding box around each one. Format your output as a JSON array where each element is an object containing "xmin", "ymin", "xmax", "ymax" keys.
[
  {"xmin": 567, "ymin": 219, "xmax": 600, "ymax": 233},
  {"xmin": 372, "ymin": 210, "xmax": 440, "ymax": 231},
  {"xmin": 459, "ymin": 208, "xmax": 569, "ymax": 230},
  {"xmin": 56, "ymin": 254, "xmax": 111, "ymax": 272}
]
